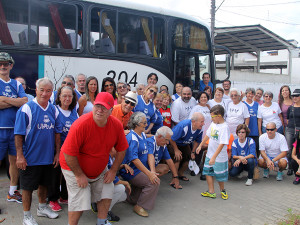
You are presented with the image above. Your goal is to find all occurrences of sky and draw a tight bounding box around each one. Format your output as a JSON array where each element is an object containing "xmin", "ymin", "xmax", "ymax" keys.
[{"xmin": 126, "ymin": 0, "xmax": 300, "ymax": 45}]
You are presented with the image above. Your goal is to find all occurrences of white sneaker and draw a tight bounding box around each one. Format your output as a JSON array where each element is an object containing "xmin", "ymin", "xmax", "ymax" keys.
[
  {"xmin": 237, "ymin": 173, "xmax": 243, "ymax": 179},
  {"xmin": 245, "ymin": 179, "xmax": 253, "ymax": 186},
  {"xmin": 23, "ymin": 214, "xmax": 38, "ymax": 225},
  {"xmin": 37, "ymin": 206, "xmax": 58, "ymax": 219}
]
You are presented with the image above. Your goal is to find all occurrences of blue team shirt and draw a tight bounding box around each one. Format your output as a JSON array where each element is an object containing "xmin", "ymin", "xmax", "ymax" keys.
[
  {"xmin": 14, "ymin": 99, "xmax": 62, "ymax": 166},
  {"xmin": 0, "ymin": 78, "xmax": 27, "ymax": 128},
  {"xmin": 146, "ymin": 136, "xmax": 171, "ymax": 167},
  {"xmin": 75, "ymin": 89, "xmax": 82, "ymax": 100},
  {"xmin": 172, "ymin": 93, "xmax": 180, "ymax": 102},
  {"xmin": 199, "ymin": 80, "xmax": 213, "ymax": 92},
  {"xmin": 56, "ymin": 106, "xmax": 79, "ymax": 144},
  {"xmin": 133, "ymin": 95, "xmax": 156, "ymax": 129},
  {"xmin": 120, "ymin": 130, "xmax": 149, "ymax": 181},
  {"xmin": 108, "ymin": 155, "xmax": 119, "ymax": 184},
  {"xmin": 171, "ymin": 119, "xmax": 203, "ymax": 146},
  {"xmin": 231, "ymin": 137, "xmax": 257, "ymax": 162},
  {"xmin": 151, "ymin": 109, "xmax": 163, "ymax": 135},
  {"xmin": 244, "ymin": 101, "xmax": 259, "ymax": 136}
]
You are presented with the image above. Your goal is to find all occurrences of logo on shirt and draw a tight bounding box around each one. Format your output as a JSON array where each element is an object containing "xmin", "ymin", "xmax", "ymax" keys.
[
  {"xmin": 229, "ymin": 108, "xmax": 239, "ymax": 113},
  {"xmin": 43, "ymin": 115, "xmax": 50, "ymax": 123},
  {"xmin": 141, "ymin": 143, "xmax": 148, "ymax": 154},
  {"xmin": 144, "ymin": 108, "xmax": 148, "ymax": 114},
  {"xmin": 5, "ymin": 86, "xmax": 11, "ymax": 93},
  {"xmin": 210, "ymin": 128, "xmax": 219, "ymax": 141},
  {"xmin": 2, "ymin": 86, "xmax": 17, "ymax": 98},
  {"xmin": 63, "ymin": 121, "xmax": 72, "ymax": 133},
  {"xmin": 185, "ymin": 106, "xmax": 193, "ymax": 111},
  {"xmin": 37, "ymin": 114, "xmax": 54, "ymax": 130}
]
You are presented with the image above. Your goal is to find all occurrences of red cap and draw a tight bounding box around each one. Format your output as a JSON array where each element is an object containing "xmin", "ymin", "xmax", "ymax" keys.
[{"xmin": 94, "ymin": 92, "xmax": 114, "ymax": 109}]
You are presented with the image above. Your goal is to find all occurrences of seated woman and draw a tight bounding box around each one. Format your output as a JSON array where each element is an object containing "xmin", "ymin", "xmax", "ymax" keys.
[
  {"xmin": 291, "ymin": 135, "xmax": 300, "ymax": 185},
  {"xmin": 229, "ymin": 124, "xmax": 256, "ymax": 186},
  {"xmin": 120, "ymin": 112, "xmax": 160, "ymax": 217}
]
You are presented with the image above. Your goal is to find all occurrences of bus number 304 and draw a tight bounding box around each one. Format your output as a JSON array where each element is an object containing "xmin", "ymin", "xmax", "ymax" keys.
[{"xmin": 107, "ymin": 70, "xmax": 138, "ymax": 87}]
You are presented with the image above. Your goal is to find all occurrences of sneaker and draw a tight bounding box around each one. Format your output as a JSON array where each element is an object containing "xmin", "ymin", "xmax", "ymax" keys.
[
  {"xmin": 190, "ymin": 171, "xmax": 196, "ymax": 176},
  {"xmin": 107, "ymin": 211, "xmax": 120, "ymax": 222},
  {"xmin": 58, "ymin": 198, "xmax": 68, "ymax": 205},
  {"xmin": 263, "ymin": 168, "xmax": 269, "ymax": 178},
  {"xmin": 287, "ymin": 169, "xmax": 293, "ymax": 176},
  {"xmin": 201, "ymin": 191, "xmax": 216, "ymax": 198},
  {"xmin": 37, "ymin": 206, "xmax": 58, "ymax": 219},
  {"xmin": 91, "ymin": 202, "xmax": 98, "ymax": 213},
  {"xmin": 23, "ymin": 214, "xmax": 38, "ymax": 225},
  {"xmin": 245, "ymin": 179, "xmax": 253, "ymax": 186},
  {"xmin": 293, "ymin": 177, "xmax": 300, "ymax": 185},
  {"xmin": 7, "ymin": 190, "xmax": 22, "ymax": 203},
  {"xmin": 49, "ymin": 201, "xmax": 62, "ymax": 212},
  {"xmin": 276, "ymin": 171, "xmax": 283, "ymax": 181},
  {"xmin": 221, "ymin": 189, "xmax": 228, "ymax": 200},
  {"xmin": 104, "ymin": 220, "xmax": 112, "ymax": 225}
]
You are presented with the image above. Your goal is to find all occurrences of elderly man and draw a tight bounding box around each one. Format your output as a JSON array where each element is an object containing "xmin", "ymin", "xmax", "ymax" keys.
[
  {"xmin": 0, "ymin": 52, "xmax": 27, "ymax": 204},
  {"xmin": 136, "ymin": 84, "xmax": 145, "ymax": 96},
  {"xmin": 111, "ymin": 91, "xmax": 137, "ymax": 133},
  {"xmin": 60, "ymin": 92, "xmax": 128, "ymax": 225},
  {"xmin": 168, "ymin": 112, "xmax": 205, "ymax": 182},
  {"xmin": 15, "ymin": 77, "xmax": 61, "ymax": 225},
  {"xmin": 75, "ymin": 73, "xmax": 86, "ymax": 98},
  {"xmin": 258, "ymin": 122, "xmax": 288, "ymax": 181},
  {"xmin": 199, "ymin": 72, "xmax": 213, "ymax": 92},
  {"xmin": 171, "ymin": 87, "xmax": 197, "ymax": 125},
  {"xmin": 147, "ymin": 126, "xmax": 182, "ymax": 189},
  {"xmin": 116, "ymin": 80, "xmax": 128, "ymax": 104}
]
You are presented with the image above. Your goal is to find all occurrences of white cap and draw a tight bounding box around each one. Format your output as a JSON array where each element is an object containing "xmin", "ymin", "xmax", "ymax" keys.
[
  {"xmin": 124, "ymin": 91, "xmax": 138, "ymax": 105},
  {"xmin": 188, "ymin": 160, "xmax": 200, "ymax": 175}
]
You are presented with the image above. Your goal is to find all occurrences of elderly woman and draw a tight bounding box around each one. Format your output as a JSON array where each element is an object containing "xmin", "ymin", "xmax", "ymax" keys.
[
  {"xmin": 226, "ymin": 88, "xmax": 250, "ymax": 138},
  {"xmin": 151, "ymin": 93, "xmax": 164, "ymax": 135},
  {"xmin": 48, "ymin": 86, "xmax": 79, "ymax": 211},
  {"xmin": 257, "ymin": 91, "xmax": 284, "ymax": 135},
  {"xmin": 208, "ymin": 87, "xmax": 229, "ymax": 110},
  {"xmin": 254, "ymin": 87, "xmax": 264, "ymax": 105},
  {"xmin": 78, "ymin": 76, "xmax": 99, "ymax": 116},
  {"xmin": 229, "ymin": 124, "xmax": 256, "ymax": 186},
  {"xmin": 133, "ymin": 84, "xmax": 158, "ymax": 134},
  {"xmin": 101, "ymin": 77, "xmax": 118, "ymax": 104},
  {"xmin": 120, "ymin": 112, "xmax": 160, "ymax": 217},
  {"xmin": 243, "ymin": 88, "xmax": 259, "ymax": 157}
]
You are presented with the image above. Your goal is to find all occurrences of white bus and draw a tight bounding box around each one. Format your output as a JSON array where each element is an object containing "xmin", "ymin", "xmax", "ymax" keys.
[{"xmin": 0, "ymin": 0, "xmax": 225, "ymax": 94}]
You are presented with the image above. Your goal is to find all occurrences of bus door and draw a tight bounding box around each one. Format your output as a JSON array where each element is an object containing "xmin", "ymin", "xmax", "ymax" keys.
[{"xmin": 174, "ymin": 50, "xmax": 211, "ymax": 96}]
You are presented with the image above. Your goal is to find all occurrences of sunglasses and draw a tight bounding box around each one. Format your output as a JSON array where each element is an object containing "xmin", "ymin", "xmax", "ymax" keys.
[
  {"xmin": 0, "ymin": 62, "xmax": 11, "ymax": 67},
  {"xmin": 62, "ymin": 81, "xmax": 72, "ymax": 86},
  {"xmin": 118, "ymin": 85, "xmax": 127, "ymax": 89},
  {"xmin": 266, "ymin": 128, "xmax": 276, "ymax": 131},
  {"xmin": 124, "ymin": 100, "xmax": 135, "ymax": 107},
  {"xmin": 104, "ymin": 83, "xmax": 114, "ymax": 88},
  {"xmin": 149, "ymin": 89, "xmax": 157, "ymax": 95},
  {"xmin": 292, "ymin": 95, "xmax": 300, "ymax": 97}
]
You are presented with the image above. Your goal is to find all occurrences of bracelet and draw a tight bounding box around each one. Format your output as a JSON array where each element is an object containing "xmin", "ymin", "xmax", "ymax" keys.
[{"xmin": 173, "ymin": 176, "xmax": 179, "ymax": 179}]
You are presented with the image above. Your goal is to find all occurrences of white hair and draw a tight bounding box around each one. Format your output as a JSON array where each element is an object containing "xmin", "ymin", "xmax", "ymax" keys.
[
  {"xmin": 156, "ymin": 126, "xmax": 173, "ymax": 138},
  {"xmin": 36, "ymin": 77, "xmax": 53, "ymax": 90},
  {"xmin": 229, "ymin": 88, "xmax": 240, "ymax": 96}
]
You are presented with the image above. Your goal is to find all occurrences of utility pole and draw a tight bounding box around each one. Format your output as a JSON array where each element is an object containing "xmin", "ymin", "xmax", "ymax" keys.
[{"xmin": 211, "ymin": 0, "xmax": 216, "ymax": 47}]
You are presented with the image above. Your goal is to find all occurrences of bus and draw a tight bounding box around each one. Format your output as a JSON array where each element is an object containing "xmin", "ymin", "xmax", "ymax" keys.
[{"xmin": 0, "ymin": 0, "xmax": 228, "ymax": 95}]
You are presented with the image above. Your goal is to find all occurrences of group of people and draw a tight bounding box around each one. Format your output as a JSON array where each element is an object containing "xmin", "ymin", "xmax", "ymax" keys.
[{"xmin": 1, "ymin": 51, "xmax": 300, "ymax": 225}]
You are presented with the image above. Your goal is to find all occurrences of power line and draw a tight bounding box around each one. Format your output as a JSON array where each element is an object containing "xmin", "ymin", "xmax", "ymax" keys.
[
  {"xmin": 222, "ymin": 1, "xmax": 300, "ymax": 7},
  {"xmin": 219, "ymin": 9, "xmax": 300, "ymax": 25}
]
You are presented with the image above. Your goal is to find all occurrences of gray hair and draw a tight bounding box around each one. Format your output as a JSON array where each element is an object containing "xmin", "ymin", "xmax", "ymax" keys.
[
  {"xmin": 191, "ymin": 112, "xmax": 204, "ymax": 121},
  {"xmin": 76, "ymin": 73, "xmax": 86, "ymax": 82},
  {"xmin": 36, "ymin": 77, "xmax": 53, "ymax": 90},
  {"xmin": 128, "ymin": 112, "xmax": 146, "ymax": 130},
  {"xmin": 155, "ymin": 126, "xmax": 173, "ymax": 138},
  {"xmin": 245, "ymin": 87, "xmax": 255, "ymax": 95},
  {"xmin": 117, "ymin": 79, "xmax": 127, "ymax": 86},
  {"xmin": 229, "ymin": 88, "xmax": 240, "ymax": 96},
  {"xmin": 136, "ymin": 83, "xmax": 145, "ymax": 89},
  {"xmin": 256, "ymin": 87, "xmax": 264, "ymax": 93},
  {"xmin": 63, "ymin": 75, "xmax": 75, "ymax": 86},
  {"xmin": 263, "ymin": 91, "xmax": 273, "ymax": 98}
]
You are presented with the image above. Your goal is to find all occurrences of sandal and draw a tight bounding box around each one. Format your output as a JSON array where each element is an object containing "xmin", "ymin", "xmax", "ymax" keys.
[
  {"xmin": 170, "ymin": 183, "xmax": 183, "ymax": 189},
  {"xmin": 179, "ymin": 176, "xmax": 189, "ymax": 181}
]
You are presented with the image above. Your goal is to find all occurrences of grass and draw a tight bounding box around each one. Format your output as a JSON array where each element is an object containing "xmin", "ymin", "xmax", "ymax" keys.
[{"xmin": 276, "ymin": 208, "xmax": 300, "ymax": 225}]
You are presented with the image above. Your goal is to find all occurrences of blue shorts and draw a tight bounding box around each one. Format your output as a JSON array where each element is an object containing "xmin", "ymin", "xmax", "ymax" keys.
[
  {"xmin": 0, "ymin": 129, "xmax": 16, "ymax": 160},
  {"xmin": 203, "ymin": 157, "xmax": 228, "ymax": 182}
]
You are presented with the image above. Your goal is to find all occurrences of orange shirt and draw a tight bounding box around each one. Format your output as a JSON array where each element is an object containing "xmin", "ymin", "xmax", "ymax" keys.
[{"xmin": 111, "ymin": 104, "xmax": 132, "ymax": 130}]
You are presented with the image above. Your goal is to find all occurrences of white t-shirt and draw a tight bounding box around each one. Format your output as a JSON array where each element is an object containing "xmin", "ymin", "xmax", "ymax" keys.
[
  {"xmin": 206, "ymin": 122, "xmax": 230, "ymax": 162},
  {"xmin": 259, "ymin": 132, "xmax": 288, "ymax": 158},
  {"xmin": 226, "ymin": 101, "xmax": 250, "ymax": 138},
  {"xmin": 171, "ymin": 97, "xmax": 197, "ymax": 123},
  {"xmin": 189, "ymin": 105, "xmax": 211, "ymax": 140},
  {"xmin": 257, "ymin": 102, "xmax": 282, "ymax": 128}
]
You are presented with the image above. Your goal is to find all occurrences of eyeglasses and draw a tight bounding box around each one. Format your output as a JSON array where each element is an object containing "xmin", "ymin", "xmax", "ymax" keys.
[
  {"xmin": 0, "ymin": 62, "xmax": 11, "ymax": 67},
  {"xmin": 266, "ymin": 128, "xmax": 276, "ymax": 131},
  {"xmin": 118, "ymin": 85, "xmax": 127, "ymax": 90},
  {"xmin": 264, "ymin": 96, "xmax": 272, "ymax": 98},
  {"xmin": 62, "ymin": 81, "xmax": 72, "ymax": 86},
  {"xmin": 94, "ymin": 104, "xmax": 109, "ymax": 112},
  {"xmin": 104, "ymin": 83, "xmax": 114, "ymax": 88},
  {"xmin": 292, "ymin": 95, "xmax": 300, "ymax": 97},
  {"xmin": 230, "ymin": 94, "xmax": 238, "ymax": 97},
  {"xmin": 149, "ymin": 89, "xmax": 157, "ymax": 95},
  {"xmin": 124, "ymin": 100, "xmax": 135, "ymax": 107},
  {"xmin": 238, "ymin": 131, "xmax": 246, "ymax": 134}
]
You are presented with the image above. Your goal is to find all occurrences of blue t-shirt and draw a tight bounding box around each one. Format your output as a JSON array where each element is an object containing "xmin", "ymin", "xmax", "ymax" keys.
[
  {"xmin": 231, "ymin": 137, "xmax": 256, "ymax": 159},
  {"xmin": 56, "ymin": 106, "xmax": 79, "ymax": 144},
  {"xmin": 244, "ymin": 101, "xmax": 259, "ymax": 136},
  {"xmin": 151, "ymin": 109, "xmax": 163, "ymax": 135},
  {"xmin": 171, "ymin": 119, "xmax": 203, "ymax": 146},
  {"xmin": 75, "ymin": 89, "xmax": 82, "ymax": 101},
  {"xmin": 171, "ymin": 93, "xmax": 180, "ymax": 102},
  {"xmin": 14, "ymin": 99, "xmax": 62, "ymax": 166},
  {"xmin": 0, "ymin": 78, "xmax": 27, "ymax": 128},
  {"xmin": 107, "ymin": 155, "xmax": 119, "ymax": 184},
  {"xmin": 199, "ymin": 80, "xmax": 213, "ymax": 92},
  {"xmin": 133, "ymin": 95, "xmax": 156, "ymax": 130},
  {"xmin": 146, "ymin": 136, "xmax": 171, "ymax": 167},
  {"xmin": 120, "ymin": 130, "xmax": 149, "ymax": 181}
]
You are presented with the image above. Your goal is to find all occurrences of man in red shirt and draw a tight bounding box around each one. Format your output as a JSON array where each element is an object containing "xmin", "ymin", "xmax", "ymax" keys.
[{"xmin": 60, "ymin": 92, "xmax": 128, "ymax": 225}]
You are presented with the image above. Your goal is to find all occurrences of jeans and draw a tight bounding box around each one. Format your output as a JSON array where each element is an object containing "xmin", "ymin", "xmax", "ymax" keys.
[
  {"xmin": 285, "ymin": 127, "xmax": 296, "ymax": 168},
  {"xmin": 229, "ymin": 158, "xmax": 255, "ymax": 179}
]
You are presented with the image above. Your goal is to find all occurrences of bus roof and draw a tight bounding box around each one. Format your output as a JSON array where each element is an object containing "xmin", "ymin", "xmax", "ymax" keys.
[{"xmin": 81, "ymin": 0, "xmax": 210, "ymax": 32}]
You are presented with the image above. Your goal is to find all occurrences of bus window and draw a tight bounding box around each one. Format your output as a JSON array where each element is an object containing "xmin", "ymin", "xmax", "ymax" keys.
[
  {"xmin": 154, "ymin": 18, "xmax": 165, "ymax": 58},
  {"xmin": 118, "ymin": 13, "xmax": 153, "ymax": 56},
  {"xmin": 175, "ymin": 53, "xmax": 196, "ymax": 89},
  {"xmin": 90, "ymin": 8, "xmax": 116, "ymax": 54}
]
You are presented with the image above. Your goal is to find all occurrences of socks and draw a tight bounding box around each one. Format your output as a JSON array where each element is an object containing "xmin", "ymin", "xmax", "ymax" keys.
[
  {"xmin": 96, "ymin": 218, "xmax": 106, "ymax": 225},
  {"xmin": 38, "ymin": 203, "xmax": 47, "ymax": 209},
  {"xmin": 9, "ymin": 186, "xmax": 17, "ymax": 195},
  {"xmin": 24, "ymin": 211, "xmax": 31, "ymax": 217}
]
